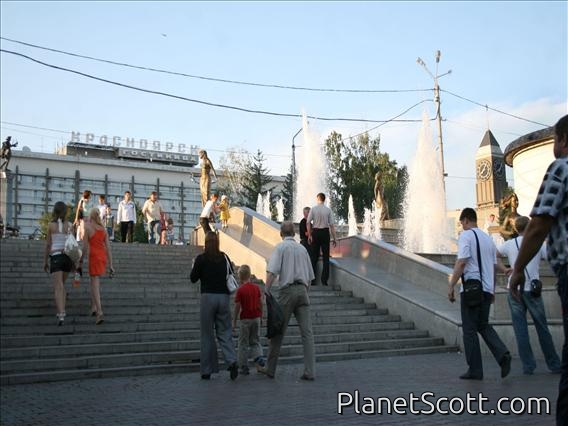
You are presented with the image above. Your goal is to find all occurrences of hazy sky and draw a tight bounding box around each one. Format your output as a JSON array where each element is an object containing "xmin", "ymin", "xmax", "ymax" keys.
[{"xmin": 1, "ymin": 1, "xmax": 566, "ymax": 210}]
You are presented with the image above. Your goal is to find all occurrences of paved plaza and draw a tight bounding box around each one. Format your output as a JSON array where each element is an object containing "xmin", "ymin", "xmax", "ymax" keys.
[{"xmin": 0, "ymin": 352, "xmax": 560, "ymax": 425}]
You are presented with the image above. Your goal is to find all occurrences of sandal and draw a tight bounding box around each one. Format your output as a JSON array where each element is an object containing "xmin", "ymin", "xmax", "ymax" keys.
[{"xmin": 95, "ymin": 314, "xmax": 104, "ymax": 325}]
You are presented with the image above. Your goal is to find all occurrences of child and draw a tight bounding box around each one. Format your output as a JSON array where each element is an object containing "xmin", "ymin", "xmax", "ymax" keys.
[
  {"xmin": 159, "ymin": 211, "xmax": 167, "ymax": 245},
  {"xmin": 232, "ymin": 265, "xmax": 265, "ymax": 375},
  {"xmin": 104, "ymin": 204, "xmax": 114, "ymax": 241},
  {"xmin": 219, "ymin": 195, "xmax": 231, "ymax": 230},
  {"xmin": 166, "ymin": 218, "xmax": 175, "ymax": 245}
]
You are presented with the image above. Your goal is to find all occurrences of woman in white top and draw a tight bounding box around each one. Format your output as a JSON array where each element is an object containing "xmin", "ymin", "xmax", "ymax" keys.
[
  {"xmin": 44, "ymin": 201, "xmax": 74, "ymax": 326},
  {"xmin": 73, "ymin": 190, "xmax": 93, "ymax": 241}
]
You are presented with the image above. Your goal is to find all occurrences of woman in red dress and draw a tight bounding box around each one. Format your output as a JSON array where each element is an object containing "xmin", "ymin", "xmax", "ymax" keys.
[{"xmin": 80, "ymin": 208, "xmax": 114, "ymax": 325}]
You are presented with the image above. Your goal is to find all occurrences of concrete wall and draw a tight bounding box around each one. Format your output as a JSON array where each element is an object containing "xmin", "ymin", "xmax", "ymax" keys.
[
  {"xmin": 329, "ymin": 235, "xmax": 563, "ymax": 361},
  {"xmin": 193, "ymin": 206, "xmax": 283, "ymax": 280}
]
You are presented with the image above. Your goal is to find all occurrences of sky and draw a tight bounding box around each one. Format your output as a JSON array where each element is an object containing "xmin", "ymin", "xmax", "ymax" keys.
[{"xmin": 1, "ymin": 1, "xmax": 566, "ymax": 212}]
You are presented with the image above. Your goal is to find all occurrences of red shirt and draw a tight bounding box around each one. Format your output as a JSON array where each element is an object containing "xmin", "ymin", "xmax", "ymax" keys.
[{"xmin": 235, "ymin": 282, "xmax": 262, "ymax": 319}]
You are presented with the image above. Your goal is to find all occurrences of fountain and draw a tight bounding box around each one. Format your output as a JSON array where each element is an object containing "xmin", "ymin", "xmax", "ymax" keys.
[
  {"xmin": 372, "ymin": 202, "xmax": 382, "ymax": 240},
  {"xmin": 362, "ymin": 208, "xmax": 373, "ymax": 237},
  {"xmin": 276, "ymin": 197, "xmax": 284, "ymax": 222},
  {"xmin": 403, "ymin": 112, "xmax": 452, "ymax": 253},
  {"xmin": 348, "ymin": 195, "xmax": 358, "ymax": 236},
  {"xmin": 255, "ymin": 191, "xmax": 272, "ymax": 219},
  {"xmin": 263, "ymin": 190, "xmax": 271, "ymax": 219},
  {"xmin": 256, "ymin": 193, "xmax": 263, "ymax": 216},
  {"xmin": 294, "ymin": 113, "xmax": 328, "ymax": 220}
]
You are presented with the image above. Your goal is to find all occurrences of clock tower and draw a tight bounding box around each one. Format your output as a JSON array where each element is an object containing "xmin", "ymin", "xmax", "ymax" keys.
[{"xmin": 475, "ymin": 130, "xmax": 507, "ymax": 210}]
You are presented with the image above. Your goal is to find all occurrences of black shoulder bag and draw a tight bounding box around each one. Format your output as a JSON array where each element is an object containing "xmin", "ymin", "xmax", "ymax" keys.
[
  {"xmin": 462, "ymin": 229, "xmax": 484, "ymax": 307},
  {"xmin": 513, "ymin": 238, "xmax": 542, "ymax": 298}
]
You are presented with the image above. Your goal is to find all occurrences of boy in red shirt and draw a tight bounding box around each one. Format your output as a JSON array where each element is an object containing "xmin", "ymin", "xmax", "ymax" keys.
[{"xmin": 232, "ymin": 265, "xmax": 265, "ymax": 375}]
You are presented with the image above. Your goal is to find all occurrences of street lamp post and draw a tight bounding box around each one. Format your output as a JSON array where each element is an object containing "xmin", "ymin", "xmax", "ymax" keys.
[
  {"xmin": 417, "ymin": 50, "xmax": 451, "ymax": 193},
  {"xmin": 291, "ymin": 127, "xmax": 302, "ymax": 220}
]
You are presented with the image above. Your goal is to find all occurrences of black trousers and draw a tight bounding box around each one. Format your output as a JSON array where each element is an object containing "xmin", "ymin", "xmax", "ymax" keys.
[
  {"xmin": 310, "ymin": 228, "xmax": 330, "ymax": 285},
  {"xmin": 556, "ymin": 265, "xmax": 568, "ymax": 426},
  {"xmin": 200, "ymin": 217, "xmax": 212, "ymax": 238},
  {"xmin": 120, "ymin": 221, "xmax": 134, "ymax": 243},
  {"xmin": 460, "ymin": 291, "xmax": 509, "ymax": 376}
]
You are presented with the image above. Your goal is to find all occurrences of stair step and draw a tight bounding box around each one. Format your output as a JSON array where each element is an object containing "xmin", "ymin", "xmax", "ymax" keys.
[
  {"xmin": 0, "ymin": 238, "xmax": 451, "ymax": 384},
  {"xmin": 0, "ymin": 346, "xmax": 459, "ymax": 385},
  {"xmin": 1, "ymin": 321, "xmax": 416, "ymax": 348},
  {"xmin": 1, "ymin": 330, "xmax": 430, "ymax": 360}
]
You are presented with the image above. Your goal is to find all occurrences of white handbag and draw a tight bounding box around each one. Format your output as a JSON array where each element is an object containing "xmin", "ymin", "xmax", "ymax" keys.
[
  {"xmin": 224, "ymin": 255, "xmax": 238, "ymax": 294},
  {"xmin": 64, "ymin": 227, "xmax": 82, "ymax": 266}
]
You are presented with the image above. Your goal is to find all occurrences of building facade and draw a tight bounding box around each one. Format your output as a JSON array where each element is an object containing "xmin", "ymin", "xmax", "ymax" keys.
[
  {"xmin": 0, "ymin": 140, "xmax": 285, "ymax": 241},
  {"xmin": 503, "ymin": 127, "xmax": 555, "ymax": 217}
]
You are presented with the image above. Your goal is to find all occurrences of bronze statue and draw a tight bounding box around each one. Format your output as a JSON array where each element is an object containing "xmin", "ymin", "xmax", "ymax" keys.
[
  {"xmin": 374, "ymin": 171, "xmax": 389, "ymax": 222},
  {"xmin": 0, "ymin": 136, "xmax": 17, "ymax": 172},
  {"xmin": 199, "ymin": 150, "xmax": 217, "ymax": 206},
  {"xmin": 499, "ymin": 192, "xmax": 519, "ymax": 240}
]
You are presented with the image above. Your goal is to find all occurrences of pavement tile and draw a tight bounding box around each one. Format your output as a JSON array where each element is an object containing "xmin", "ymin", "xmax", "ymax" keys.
[{"xmin": 0, "ymin": 352, "xmax": 559, "ymax": 425}]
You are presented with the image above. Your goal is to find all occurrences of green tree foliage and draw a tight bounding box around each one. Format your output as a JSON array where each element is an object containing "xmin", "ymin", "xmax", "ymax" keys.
[
  {"xmin": 38, "ymin": 202, "xmax": 75, "ymax": 240},
  {"xmin": 133, "ymin": 201, "xmax": 147, "ymax": 243},
  {"xmin": 240, "ymin": 150, "xmax": 275, "ymax": 210},
  {"xmin": 281, "ymin": 165, "xmax": 295, "ymax": 221},
  {"xmin": 323, "ymin": 131, "xmax": 407, "ymax": 222}
]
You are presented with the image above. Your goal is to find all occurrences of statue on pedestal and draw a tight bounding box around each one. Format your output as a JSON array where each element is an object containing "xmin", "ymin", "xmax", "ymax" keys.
[
  {"xmin": 1, "ymin": 136, "xmax": 17, "ymax": 172},
  {"xmin": 374, "ymin": 171, "xmax": 389, "ymax": 222},
  {"xmin": 199, "ymin": 150, "xmax": 217, "ymax": 207}
]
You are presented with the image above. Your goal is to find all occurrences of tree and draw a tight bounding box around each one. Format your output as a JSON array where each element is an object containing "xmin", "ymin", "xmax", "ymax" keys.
[
  {"xmin": 281, "ymin": 164, "xmax": 295, "ymax": 220},
  {"xmin": 240, "ymin": 150, "xmax": 275, "ymax": 210},
  {"xmin": 323, "ymin": 131, "xmax": 407, "ymax": 222},
  {"xmin": 217, "ymin": 147, "xmax": 250, "ymax": 207}
]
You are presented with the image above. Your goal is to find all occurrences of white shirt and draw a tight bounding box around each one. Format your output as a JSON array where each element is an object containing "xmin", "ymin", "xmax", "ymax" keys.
[
  {"xmin": 267, "ymin": 237, "xmax": 315, "ymax": 288},
  {"xmin": 142, "ymin": 199, "xmax": 163, "ymax": 222},
  {"xmin": 116, "ymin": 200, "xmax": 137, "ymax": 224},
  {"xmin": 307, "ymin": 203, "xmax": 335, "ymax": 229},
  {"xmin": 498, "ymin": 236, "xmax": 547, "ymax": 291},
  {"xmin": 457, "ymin": 228, "xmax": 497, "ymax": 294},
  {"xmin": 97, "ymin": 203, "xmax": 107, "ymax": 221},
  {"xmin": 200, "ymin": 200, "xmax": 215, "ymax": 218}
]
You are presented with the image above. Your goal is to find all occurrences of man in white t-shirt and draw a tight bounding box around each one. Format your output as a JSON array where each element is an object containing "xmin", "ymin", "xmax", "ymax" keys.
[
  {"xmin": 199, "ymin": 193, "xmax": 219, "ymax": 237},
  {"xmin": 497, "ymin": 216, "xmax": 561, "ymax": 375},
  {"xmin": 448, "ymin": 207, "xmax": 511, "ymax": 380},
  {"xmin": 141, "ymin": 191, "xmax": 164, "ymax": 245}
]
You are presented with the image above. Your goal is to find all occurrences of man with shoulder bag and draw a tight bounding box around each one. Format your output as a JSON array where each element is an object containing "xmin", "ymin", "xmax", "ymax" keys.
[
  {"xmin": 497, "ymin": 216, "xmax": 561, "ymax": 375},
  {"xmin": 448, "ymin": 207, "xmax": 511, "ymax": 380}
]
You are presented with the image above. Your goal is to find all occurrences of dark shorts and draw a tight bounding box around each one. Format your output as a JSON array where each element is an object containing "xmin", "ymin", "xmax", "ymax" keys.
[{"xmin": 50, "ymin": 253, "xmax": 73, "ymax": 273}]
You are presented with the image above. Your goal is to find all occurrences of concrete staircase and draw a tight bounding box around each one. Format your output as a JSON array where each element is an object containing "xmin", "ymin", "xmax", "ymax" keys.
[{"xmin": 1, "ymin": 239, "xmax": 457, "ymax": 385}]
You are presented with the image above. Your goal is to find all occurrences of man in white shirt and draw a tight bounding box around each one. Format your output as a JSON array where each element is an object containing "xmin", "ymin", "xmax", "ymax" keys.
[
  {"xmin": 142, "ymin": 191, "xmax": 164, "ymax": 245},
  {"xmin": 306, "ymin": 193, "xmax": 337, "ymax": 286},
  {"xmin": 116, "ymin": 191, "xmax": 136, "ymax": 243},
  {"xmin": 199, "ymin": 193, "xmax": 219, "ymax": 237},
  {"xmin": 262, "ymin": 221, "xmax": 315, "ymax": 380},
  {"xmin": 497, "ymin": 216, "xmax": 561, "ymax": 375},
  {"xmin": 448, "ymin": 207, "xmax": 511, "ymax": 380}
]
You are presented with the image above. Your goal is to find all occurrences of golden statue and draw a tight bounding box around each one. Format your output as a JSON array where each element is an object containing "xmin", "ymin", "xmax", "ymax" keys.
[
  {"xmin": 199, "ymin": 150, "xmax": 217, "ymax": 207},
  {"xmin": 498, "ymin": 193, "xmax": 519, "ymax": 240},
  {"xmin": 374, "ymin": 171, "xmax": 389, "ymax": 222}
]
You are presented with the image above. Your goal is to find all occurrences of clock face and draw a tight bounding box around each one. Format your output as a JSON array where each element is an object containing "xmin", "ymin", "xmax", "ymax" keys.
[
  {"xmin": 493, "ymin": 160, "xmax": 505, "ymax": 178},
  {"xmin": 477, "ymin": 159, "xmax": 492, "ymax": 181}
]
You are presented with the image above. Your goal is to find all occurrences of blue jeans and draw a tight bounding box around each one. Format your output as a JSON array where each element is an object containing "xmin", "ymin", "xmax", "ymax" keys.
[
  {"xmin": 508, "ymin": 292, "xmax": 561, "ymax": 374},
  {"xmin": 147, "ymin": 220, "xmax": 161, "ymax": 244}
]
